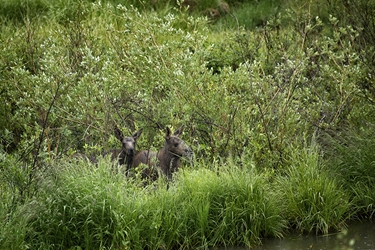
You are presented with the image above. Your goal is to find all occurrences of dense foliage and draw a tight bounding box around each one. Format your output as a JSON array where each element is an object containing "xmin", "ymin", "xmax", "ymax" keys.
[{"xmin": 1, "ymin": 0, "xmax": 375, "ymax": 249}]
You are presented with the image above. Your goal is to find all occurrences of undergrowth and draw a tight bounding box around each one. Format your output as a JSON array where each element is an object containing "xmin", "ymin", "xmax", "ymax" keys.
[{"xmin": 0, "ymin": 143, "xmax": 357, "ymax": 249}]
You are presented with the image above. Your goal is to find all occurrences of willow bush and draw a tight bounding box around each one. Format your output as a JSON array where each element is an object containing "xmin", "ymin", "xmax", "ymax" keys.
[{"xmin": 1, "ymin": 1, "xmax": 372, "ymax": 167}]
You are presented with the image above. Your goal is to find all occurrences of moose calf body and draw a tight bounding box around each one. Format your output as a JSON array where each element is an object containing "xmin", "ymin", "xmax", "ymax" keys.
[{"xmin": 133, "ymin": 125, "xmax": 193, "ymax": 180}]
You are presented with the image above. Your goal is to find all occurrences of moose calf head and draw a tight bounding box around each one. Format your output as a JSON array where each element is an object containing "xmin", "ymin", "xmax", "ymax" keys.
[
  {"xmin": 164, "ymin": 125, "xmax": 194, "ymax": 163},
  {"xmin": 114, "ymin": 127, "xmax": 142, "ymax": 167}
]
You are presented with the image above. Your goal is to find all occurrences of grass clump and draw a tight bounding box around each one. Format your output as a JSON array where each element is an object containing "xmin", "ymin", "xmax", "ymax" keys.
[
  {"xmin": 166, "ymin": 164, "xmax": 287, "ymax": 248},
  {"xmin": 324, "ymin": 129, "xmax": 375, "ymax": 218},
  {"xmin": 276, "ymin": 142, "xmax": 350, "ymax": 234},
  {"xmin": 17, "ymin": 159, "xmax": 131, "ymax": 249}
]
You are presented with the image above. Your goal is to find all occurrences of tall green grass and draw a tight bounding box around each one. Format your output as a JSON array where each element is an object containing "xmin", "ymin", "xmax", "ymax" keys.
[
  {"xmin": 16, "ymin": 159, "xmax": 133, "ymax": 249},
  {"xmin": 276, "ymin": 142, "xmax": 350, "ymax": 234},
  {"xmin": 164, "ymin": 165, "xmax": 287, "ymax": 248},
  {"xmin": 324, "ymin": 129, "xmax": 375, "ymax": 218},
  {"xmin": 1, "ymin": 157, "xmax": 287, "ymax": 249},
  {"xmin": 0, "ymin": 141, "xmax": 365, "ymax": 249}
]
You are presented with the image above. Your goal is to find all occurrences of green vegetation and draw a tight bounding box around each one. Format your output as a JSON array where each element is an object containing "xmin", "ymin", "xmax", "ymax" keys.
[
  {"xmin": 1, "ymin": 0, "xmax": 375, "ymax": 249},
  {"xmin": 277, "ymin": 141, "xmax": 349, "ymax": 234}
]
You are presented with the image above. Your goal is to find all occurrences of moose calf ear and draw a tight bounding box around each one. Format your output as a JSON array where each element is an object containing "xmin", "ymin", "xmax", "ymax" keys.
[
  {"xmin": 133, "ymin": 129, "xmax": 143, "ymax": 140},
  {"xmin": 173, "ymin": 125, "xmax": 184, "ymax": 137},
  {"xmin": 165, "ymin": 127, "xmax": 172, "ymax": 138},
  {"xmin": 114, "ymin": 126, "xmax": 124, "ymax": 141}
]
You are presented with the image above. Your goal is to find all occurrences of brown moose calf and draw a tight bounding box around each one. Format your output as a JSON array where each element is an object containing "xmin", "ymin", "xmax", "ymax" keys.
[
  {"xmin": 109, "ymin": 127, "xmax": 143, "ymax": 173},
  {"xmin": 133, "ymin": 125, "xmax": 194, "ymax": 180}
]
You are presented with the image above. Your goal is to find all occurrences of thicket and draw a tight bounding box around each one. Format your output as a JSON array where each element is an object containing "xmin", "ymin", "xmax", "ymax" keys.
[{"xmin": 1, "ymin": 0, "xmax": 375, "ymax": 249}]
